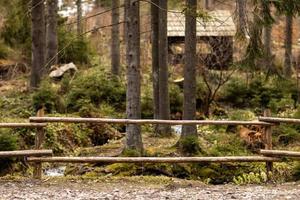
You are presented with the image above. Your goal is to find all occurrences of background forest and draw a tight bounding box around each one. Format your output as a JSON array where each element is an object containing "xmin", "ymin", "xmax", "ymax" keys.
[{"xmin": 1, "ymin": 0, "xmax": 300, "ymax": 184}]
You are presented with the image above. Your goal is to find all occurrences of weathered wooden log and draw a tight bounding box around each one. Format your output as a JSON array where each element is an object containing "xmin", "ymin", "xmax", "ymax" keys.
[
  {"xmin": 259, "ymin": 117, "xmax": 300, "ymax": 124},
  {"xmin": 27, "ymin": 156, "xmax": 282, "ymax": 163},
  {"xmin": 0, "ymin": 123, "xmax": 47, "ymax": 128},
  {"xmin": 263, "ymin": 109, "xmax": 273, "ymax": 175},
  {"xmin": 260, "ymin": 149, "xmax": 300, "ymax": 157},
  {"xmin": 33, "ymin": 109, "xmax": 45, "ymax": 179},
  {"xmin": 29, "ymin": 117, "xmax": 272, "ymax": 126},
  {"xmin": 0, "ymin": 150, "xmax": 52, "ymax": 158}
]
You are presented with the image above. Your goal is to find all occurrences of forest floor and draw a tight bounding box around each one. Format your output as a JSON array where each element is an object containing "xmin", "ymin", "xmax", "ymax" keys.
[{"xmin": 0, "ymin": 176, "xmax": 299, "ymax": 200}]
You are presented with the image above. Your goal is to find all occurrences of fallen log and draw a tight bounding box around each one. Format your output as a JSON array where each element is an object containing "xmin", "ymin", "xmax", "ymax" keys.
[
  {"xmin": 0, "ymin": 123, "xmax": 47, "ymax": 128},
  {"xmin": 260, "ymin": 149, "xmax": 300, "ymax": 157},
  {"xmin": 0, "ymin": 150, "xmax": 53, "ymax": 158},
  {"xmin": 27, "ymin": 156, "xmax": 282, "ymax": 163},
  {"xmin": 29, "ymin": 117, "xmax": 272, "ymax": 126}
]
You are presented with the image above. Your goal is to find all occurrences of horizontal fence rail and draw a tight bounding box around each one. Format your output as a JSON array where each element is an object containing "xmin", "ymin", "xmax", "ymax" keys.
[
  {"xmin": 29, "ymin": 117, "xmax": 273, "ymax": 126},
  {"xmin": 0, "ymin": 123, "xmax": 47, "ymax": 128},
  {"xmin": 0, "ymin": 150, "xmax": 53, "ymax": 158},
  {"xmin": 27, "ymin": 156, "xmax": 283, "ymax": 163},
  {"xmin": 259, "ymin": 117, "xmax": 300, "ymax": 124},
  {"xmin": 260, "ymin": 149, "xmax": 300, "ymax": 157}
]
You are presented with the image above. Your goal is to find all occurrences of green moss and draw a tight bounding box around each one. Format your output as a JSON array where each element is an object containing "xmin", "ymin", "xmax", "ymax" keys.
[{"xmin": 178, "ymin": 135, "xmax": 202, "ymax": 155}]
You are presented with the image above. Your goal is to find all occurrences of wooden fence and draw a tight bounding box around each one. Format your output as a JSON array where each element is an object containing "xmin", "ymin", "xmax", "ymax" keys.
[{"xmin": 2, "ymin": 113, "xmax": 300, "ymax": 180}]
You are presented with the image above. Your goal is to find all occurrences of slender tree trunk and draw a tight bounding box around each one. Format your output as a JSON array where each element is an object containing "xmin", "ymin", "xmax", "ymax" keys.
[
  {"xmin": 157, "ymin": 0, "xmax": 171, "ymax": 136},
  {"xmin": 125, "ymin": 0, "xmax": 143, "ymax": 153},
  {"xmin": 31, "ymin": 0, "xmax": 46, "ymax": 89},
  {"xmin": 76, "ymin": 0, "xmax": 82, "ymax": 36},
  {"xmin": 181, "ymin": 0, "xmax": 197, "ymax": 138},
  {"xmin": 204, "ymin": 0, "xmax": 213, "ymax": 10},
  {"xmin": 111, "ymin": 0, "xmax": 120, "ymax": 76},
  {"xmin": 284, "ymin": 14, "xmax": 293, "ymax": 78},
  {"xmin": 236, "ymin": 0, "xmax": 247, "ymax": 38},
  {"xmin": 151, "ymin": 0, "xmax": 159, "ymax": 119},
  {"xmin": 46, "ymin": 0, "xmax": 58, "ymax": 68},
  {"xmin": 262, "ymin": 1, "xmax": 273, "ymax": 74}
]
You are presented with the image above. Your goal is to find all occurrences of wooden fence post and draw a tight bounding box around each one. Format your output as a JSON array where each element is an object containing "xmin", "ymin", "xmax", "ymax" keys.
[
  {"xmin": 263, "ymin": 109, "xmax": 273, "ymax": 177},
  {"xmin": 33, "ymin": 108, "xmax": 45, "ymax": 179}
]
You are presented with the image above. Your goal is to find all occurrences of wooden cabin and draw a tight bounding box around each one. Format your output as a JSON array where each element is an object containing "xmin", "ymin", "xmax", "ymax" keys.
[{"xmin": 167, "ymin": 10, "xmax": 236, "ymax": 69}]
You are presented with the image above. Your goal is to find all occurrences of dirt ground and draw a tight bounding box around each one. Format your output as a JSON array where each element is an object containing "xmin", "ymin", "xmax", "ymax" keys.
[{"xmin": 0, "ymin": 176, "xmax": 299, "ymax": 200}]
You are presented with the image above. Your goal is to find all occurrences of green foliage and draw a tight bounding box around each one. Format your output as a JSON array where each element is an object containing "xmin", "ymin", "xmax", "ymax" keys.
[
  {"xmin": 66, "ymin": 69, "xmax": 126, "ymax": 112},
  {"xmin": 141, "ymin": 86, "xmax": 153, "ymax": 118},
  {"xmin": 169, "ymin": 84, "xmax": 183, "ymax": 113},
  {"xmin": 0, "ymin": 129, "xmax": 18, "ymax": 174},
  {"xmin": 43, "ymin": 123, "xmax": 91, "ymax": 155},
  {"xmin": 58, "ymin": 19, "xmax": 93, "ymax": 64},
  {"xmin": 1, "ymin": 0, "xmax": 31, "ymax": 51},
  {"xmin": 293, "ymin": 162, "xmax": 300, "ymax": 181},
  {"xmin": 0, "ymin": 41, "xmax": 9, "ymax": 59},
  {"xmin": 233, "ymin": 171, "xmax": 268, "ymax": 185},
  {"xmin": 32, "ymin": 80, "xmax": 62, "ymax": 113},
  {"xmin": 122, "ymin": 148, "xmax": 142, "ymax": 157},
  {"xmin": 0, "ymin": 92, "xmax": 33, "ymax": 118},
  {"xmin": 221, "ymin": 77, "xmax": 296, "ymax": 110},
  {"xmin": 179, "ymin": 135, "xmax": 201, "ymax": 155},
  {"xmin": 221, "ymin": 78, "xmax": 248, "ymax": 107},
  {"xmin": 228, "ymin": 110, "xmax": 256, "ymax": 121},
  {"xmin": 273, "ymin": 125, "xmax": 300, "ymax": 146}
]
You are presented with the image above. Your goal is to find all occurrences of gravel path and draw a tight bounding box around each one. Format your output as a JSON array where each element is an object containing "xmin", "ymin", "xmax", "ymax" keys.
[{"xmin": 0, "ymin": 178, "xmax": 300, "ymax": 200}]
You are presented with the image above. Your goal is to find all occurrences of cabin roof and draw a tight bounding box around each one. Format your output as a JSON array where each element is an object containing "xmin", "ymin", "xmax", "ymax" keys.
[{"xmin": 167, "ymin": 10, "xmax": 236, "ymax": 37}]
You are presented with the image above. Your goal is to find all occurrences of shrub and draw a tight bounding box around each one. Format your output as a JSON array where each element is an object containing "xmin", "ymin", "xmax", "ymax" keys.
[
  {"xmin": 169, "ymin": 84, "xmax": 183, "ymax": 114},
  {"xmin": 178, "ymin": 135, "xmax": 202, "ymax": 155},
  {"xmin": 66, "ymin": 69, "xmax": 126, "ymax": 112},
  {"xmin": 221, "ymin": 77, "xmax": 296, "ymax": 110},
  {"xmin": 141, "ymin": 86, "xmax": 153, "ymax": 118},
  {"xmin": 32, "ymin": 80, "xmax": 60, "ymax": 113},
  {"xmin": 220, "ymin": 78, "xmax": 249, "ymax": 107},
  {"xmin": 0, "ymin": 41, "xmax": 9, "ymax": 59},
  {"xmin": 1, "ymin": 1, "xmax": 31, "ymax": 48},
  {"xmin": 58, "ymin": 19, "xmax": 93, "ymax": 64},
  {"xmin": 273, "ymin": 125, "xmax": 300, "ymax": 146},
  {"xmin": 0, "ymin": 129, "xmax": 18, "ymax": 174},
  {"xmin": 293, "ymin": 162, "xmax": 300, "ymax": 181}
]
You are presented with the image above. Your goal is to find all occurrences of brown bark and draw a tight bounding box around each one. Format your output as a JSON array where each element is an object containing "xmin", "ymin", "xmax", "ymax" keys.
[
  {"xmin": 236, "ymin": 0, "xmax": 247, "ymax": 38},
  {"xmin": 111, "ymin": 0, "xmax": 120, "ymax": 76},
  {"xmin": 46, "ymin": 0, "xmax": 58, "ymax": 67},
  {"xmin": 151, "ymin": 0, "xmax": 160, "ymax": 120},
  {"xmin": 157, "ymin": 0, "xmax": 171, "ymax": 136},
  {"xmin": 181, "ymin": 0, "xmax": 197, "ymax": 138},
  {"xmin": 76, "ymin": 0, "xmax": 82, "ymax": 36},
  {"xmin": 284, "ymin": 14, "xmax": 293, "ymax": 78},
  {"xmin": 125, "ymin": 0, "xmax": 143, "ymax": 153},
  {"xmin": 30, "ymin": 0, "xmax": 46, "ymax": 89}
]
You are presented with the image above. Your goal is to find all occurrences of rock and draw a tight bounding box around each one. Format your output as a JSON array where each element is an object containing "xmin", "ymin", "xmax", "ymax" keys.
[{"xmin": 49, "ymin": 62, "xmax": 77, "ymax": 79}]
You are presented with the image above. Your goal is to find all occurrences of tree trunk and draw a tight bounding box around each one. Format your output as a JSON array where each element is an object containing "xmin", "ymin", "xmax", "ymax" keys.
[
  {"xmin": 157, "ymin": 0, "xmax": 171, "ymax": 136},
  {"xmin": 111, "ymin": 0, "xmax": 120, "ymax": 76},
  {"xmin": 236, "ymin": 0, "xmax": 247, "ymax": 38},
  {"xmin": 76, "ymin": 0, "xmax": 82, "ymax": 36},
  {"xmin": 125, "ymin": 0, "xmax": 143, "ymax": 153},
  {"xmin": 262, "ymin": 1, "xmax": 274, "ymax": 75},
  {"xmin": 181, "ymin": 0, "xmax": 197, "ymax": 138},
  {"xmin": 151, "ymin": 0, "xmax": 159, "ymax": 120},
  {"xmin": 30, "ymin": 0, "xmax": 46, "ymax": 89},
  {"xmin": 284, "ymin": 14, "xmax": 293, "ymax": 78},
  {"xmin": 204, "ymin": 0, "xmax": 213, "ymax": 10},
  {"xmin": 46, "ymin": 0, "xmax": 58, "ymax": 68}
]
